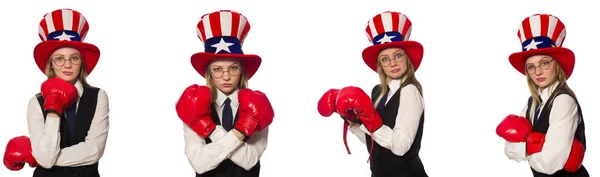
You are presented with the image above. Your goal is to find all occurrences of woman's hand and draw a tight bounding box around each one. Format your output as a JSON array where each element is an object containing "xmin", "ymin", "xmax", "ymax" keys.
[
  {"xmin": 346, "ymin": 120, "xmax": 355, "ymax": 127},
  {"xmin": 46, "ymin": 112, "xmax": 60, "ymax": 118}
]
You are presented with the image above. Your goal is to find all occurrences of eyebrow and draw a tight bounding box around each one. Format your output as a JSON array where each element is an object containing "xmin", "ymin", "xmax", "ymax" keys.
[
  {"xmin": 210, "ymin": 63, "xmax": 241, "ymax": 68},
  {"xmin": 378, "ymin": 50, "xmax": 404, "ymax": 58},
  {"xmin": 525, "ymin": 57, "xmax": 552, "ymax": 64}
]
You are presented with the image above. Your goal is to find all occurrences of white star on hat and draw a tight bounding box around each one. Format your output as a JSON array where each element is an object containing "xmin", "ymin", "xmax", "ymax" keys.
[
  {"xmin": 524, "ymin": 39, "xmax": 543, "ymax": 51},
  {"xmin": 53, "ymin": 32, "xmax": 76, "ymax": 41},
  {"xmin": 377, "ymin": 34, "xmax": 396, "ymax": 44},
  {"xmin": 211, "ymin": 38, "xmax": 234, "ymax": 53}
]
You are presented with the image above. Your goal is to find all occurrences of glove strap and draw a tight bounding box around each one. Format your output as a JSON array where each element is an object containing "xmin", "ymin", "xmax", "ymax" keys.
[{"xmin": 343, "ymin": 122, "xmax": 351, "ymax": 154}]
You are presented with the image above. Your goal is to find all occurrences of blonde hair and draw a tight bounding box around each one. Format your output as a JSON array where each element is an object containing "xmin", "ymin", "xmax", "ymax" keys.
[
  {"xmin": 373, "ymin": 56, "xmax": 423, "ymax": 107},
  {"xmin": 44, "ymin": 54, "xmax": 92, "ymax": 88},
  {"xmin": 526, "ymin": 60, "xmax": 576, "ymax": 107},
  {"xmin": 205, "ymin": 60, "xmax": 249, "ymax": 103}
]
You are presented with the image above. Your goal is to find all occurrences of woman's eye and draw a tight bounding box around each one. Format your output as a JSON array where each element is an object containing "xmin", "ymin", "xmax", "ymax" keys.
[
  {"xmin": 213, "ymin": 68, "xmax": 221, "ymax": 71},
  {"xmin": 229, "ymin": 67, "xmax": 239, "ymax": 71}
]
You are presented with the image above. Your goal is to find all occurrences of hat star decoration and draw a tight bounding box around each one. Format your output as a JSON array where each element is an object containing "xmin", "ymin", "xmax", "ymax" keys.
[
  {"xmin": 362, "ymin": 11, "xmax": 423, "ymax": 73},
  {"xmin": 34, "ymin": 8, "xmax": 100, "ymax": 75},
  {"xmin": 508, "ymin": 14, "xmax": 575, "ymax": 78},
  {"xmin": 191, "ymin": 10, "xmax": 262, "ymax": 79}
]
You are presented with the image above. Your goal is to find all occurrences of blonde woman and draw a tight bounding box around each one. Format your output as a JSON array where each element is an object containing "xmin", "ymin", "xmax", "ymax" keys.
[
  {"xmin": 4, "ymin": 9, "xmax": 109, "ymax": 177},
  {"xmin": 496, "ymin": 14, "xmax": 588, "ymax": 177},
  {"xmin": 318, "ymin": 11, "xmax": 428, "ymax": 177},
  {"xmin": 175, "ymin": 10, "xmax": 274, "ymax": 177}
]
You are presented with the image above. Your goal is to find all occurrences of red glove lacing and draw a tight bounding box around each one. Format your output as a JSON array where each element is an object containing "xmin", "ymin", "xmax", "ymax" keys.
[{"xmin": 342, "ymin": 118, "xmax": 375, "ymax": 163}]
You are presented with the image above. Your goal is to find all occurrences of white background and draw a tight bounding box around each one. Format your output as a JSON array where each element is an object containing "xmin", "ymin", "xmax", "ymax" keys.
[{"xmin": 0, "ymin": 0, "xmax": 597, "ymax": 176}]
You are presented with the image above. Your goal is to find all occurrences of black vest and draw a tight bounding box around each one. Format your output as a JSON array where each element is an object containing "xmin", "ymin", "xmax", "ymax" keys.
[
  {"xmin": 195, "ymin": 105, "xmax": 260, "ymax": 177},
  {"xmin": 32, "ymin": 87, "xmax": 100, "ymax": 177},
  {"xmin": 365, "ymin": 81, "xmax": 427, "ymax": 177},
  {"xmin": 525, "ymin": 87, "xmax": 588, "ymax": 177}
]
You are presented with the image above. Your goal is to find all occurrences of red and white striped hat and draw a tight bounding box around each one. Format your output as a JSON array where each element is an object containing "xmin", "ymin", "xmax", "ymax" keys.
[
  {"xmin": 191, "ymin": 10, "xmax": 261, "ymax": 79},
  {"xmin": 362, "ymin": 11, "xmax": 423, "ymax": 73},
  {"xmin": 509, "ymin": 14, "xmax": 575, "ymax": 78},
  {"xmin": 33, "ymin": 8, "xmax": 100, "ymax": 75}
]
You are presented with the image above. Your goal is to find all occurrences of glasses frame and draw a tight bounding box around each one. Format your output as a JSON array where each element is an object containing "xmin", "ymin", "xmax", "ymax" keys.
[
  {"xmin": 525, "ymin": 58, "xmax": 555, "ymax": 75},
  {"xmin": 52, "ymin": 56, "xmax": 82, "ymax": 67},
  {"xmin": 210, "ymin": 67, "xmax": 241, "ymax": 78},
  {"xmin": 379, "ymin": 52, "xmax": 406, "ymax": 67}
]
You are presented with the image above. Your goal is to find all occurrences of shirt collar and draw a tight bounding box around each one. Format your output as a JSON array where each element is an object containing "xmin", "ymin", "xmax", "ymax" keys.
[
  {"xmin": 215, "ymin": 88, "xmax": 239, "ymax": 107},
  {"xmin": 75, "ymin": 80, "xmax": 84, "ymax": 97},
  {"xmin": 537, "ymin": 81, "xmax": 559, "ymax": 103},
  {"xmin": 388, "ymin": 75, "xmax": 407, "ymax": 92}
]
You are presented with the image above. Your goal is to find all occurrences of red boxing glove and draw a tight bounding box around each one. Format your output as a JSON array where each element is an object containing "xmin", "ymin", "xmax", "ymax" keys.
[
  {"xmin": 525, "ymin": 132, "xmax": 544, "ymax": 155},
  {"xmin": 175, "ymin": 84, "xmax": 216, "ymax": 138},
  {"xmin": 317, "ymin": 88, "xmax": 354, "ymax": 155},
  {"xmin": 40, "ymin": 78, "xmax": 78, "ymax": 116},
  {"xmin": 253, "ymin": 90, "xmax": 274, "ymax": 131},
  {"xmin": 496, "ymin": 114, "xmax": 532, "ymax": 142},
  {"xmin": 317, "ymin": 89, "xmax": 340, "ymax": 117},
  {"xmin": 4, "ymin": 136, "xmax": 38, "ymax": 171},
  {"xmin": 318, "ymin": 88, "xmax": 360, "ymax": 123},
  {"xmin": 235, "ymin": 89, "xmax": 272, "ymax": 138},
  {"xmin": 335, "ymin": 86, "xmax": 382, "ymax": 132},
  {"xmin": 525, "ymin": 132, "xmax": 585, "ymax": 173}
]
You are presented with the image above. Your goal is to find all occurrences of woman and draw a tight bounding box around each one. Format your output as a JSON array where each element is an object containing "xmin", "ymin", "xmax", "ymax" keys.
[
  {"xmin": 2, "ymin": 8, "xmax": 109, "ymax": 177},
  {"xmin": 318, "ymin": 11, "xmax": 428, "ymax": 177},
  {"xmin": 496, "ymin": 14, "xmax": 588, "ymax": 177},
  {"xmin": 175, "ymin": 10, "xmax": 274, "ymax": 177}
]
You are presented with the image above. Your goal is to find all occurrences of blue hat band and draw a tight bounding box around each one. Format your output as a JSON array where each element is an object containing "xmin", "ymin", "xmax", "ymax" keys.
[
  {"xmin": 204, "ymin": 36, "xmax": 243, "ymax": 54},
  {"xmin": 522, "ymin": 36, "xmax": 557, "ymax": 51},
  {"xmin": 47, "ymin": 30, "xmax": 81, "ymax": 41},
  {"xmin": 373, "ymin": 31, "xmax": 405, "ymax": 45}
]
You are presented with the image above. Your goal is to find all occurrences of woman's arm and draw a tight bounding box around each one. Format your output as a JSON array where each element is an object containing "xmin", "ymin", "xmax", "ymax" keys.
[
  {"xmin": 27, "ymin": 95, "xmax": 61, "ymax": 169},
  {"xmin": 504, "ymin": 104, "xmax": 528, "ymax": 162},
  {"xmin": 53, "ymin": 89, "xmax": 110, "ymax": 167},
  {"xmin": 348, "ymin": 122, "xmax": 367, "ymax": 144},
  {"xmin": 184, "ymin": 124, "xmax": 244, "ymax": 174},
  {"xmin": 228, "ymin": 127, "xmax": 269, "ymax": 170},
  {"xmin": 527, "ymin": 94, "xmax": 579, "ymax": 174},
  {"xmin": 357, "ymin": 84, "xmax": 423, "ymax": 156}
]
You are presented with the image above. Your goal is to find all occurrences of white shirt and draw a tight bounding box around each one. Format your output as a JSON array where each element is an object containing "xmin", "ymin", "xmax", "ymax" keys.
[
  {"xmin": 184, "ymin": 88, "xmax": 269, "ymax": 174},
  {"xmin": 504, "ymin": 81, "xmax": 579, "ymax": 175},
  {"xmin": 348, "ymin": 76, "xmax": 425, "ymax": 156},
  {"xmin": 26, "ymin": 80, "xmax": 110, "ymax": 169}
]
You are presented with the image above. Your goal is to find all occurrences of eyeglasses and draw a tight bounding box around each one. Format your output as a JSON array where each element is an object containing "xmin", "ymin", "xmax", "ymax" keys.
[
  {"xmin": 525, "ymin": 58, "xmax": 554, "ymax": 75},
  {"xmin": 210, "ymin": 66, "xmax": 241, "ymax": 78},
  {"xmin": 378, "ymin": 53, "xmax": 406, "ymax": 67},
  {"xmin": 52, "ymin": 56, "xmax": 82, "ymax": 67}
]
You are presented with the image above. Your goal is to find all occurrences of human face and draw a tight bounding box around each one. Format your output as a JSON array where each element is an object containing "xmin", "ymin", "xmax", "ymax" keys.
[
  {"xmin": 209, "ymin": 59, "xmax": 242, "ymax": 95},
  {"xmin": 378, "ymin": 47, "xmax": 408, "ymax": 80},
  {"xmin": 525, "ymin": 55, "xmax": 557, "ymax": 88},
  {"xmin": 50, "ymin": 47, "xmax": 82, "ymax": 83}
]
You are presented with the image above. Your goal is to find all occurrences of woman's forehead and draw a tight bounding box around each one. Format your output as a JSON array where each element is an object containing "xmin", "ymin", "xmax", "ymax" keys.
[
  {"xmin": 210, "ymin": 59, "xmax": 241, "ymax": 66},
  {"xmin": 52, "ymin": 47, "xmax": 81, "ymax": 55},
  {"xmin": 526, "ymin": 55, "xmax": 552, "ymax": 63}
]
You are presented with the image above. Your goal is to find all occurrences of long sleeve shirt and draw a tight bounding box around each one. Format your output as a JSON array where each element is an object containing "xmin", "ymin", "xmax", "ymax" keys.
[
  {"xmin": 349, "ymin": 77, "xmax": 424, "ymax": 156},
  {"xmin": 26, "ymin": 80, "xmax": 110, "ymax": 169},
  {"xmin": 504, "ymin": 81, "xmax": 579, "ymax": 175},
  {"xmin": 184, "ymin": 89, "xmax": 268, "ymax": 174}
]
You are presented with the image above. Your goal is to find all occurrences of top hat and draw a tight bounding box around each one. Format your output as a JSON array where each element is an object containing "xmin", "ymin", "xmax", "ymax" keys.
[
  {"xmin": 34, "ymin": 8, "xmax": 100, "ymax": 75},
  {"xmin": 362, "ymin": 11, "xmax": 424, "ymax": 73},
  {"xmin": 508, "ymin": 14, "xmax": 575, "ymax": 79},
  {"xmin": 191, "ymin": 10, "xmax": 262, "ymax": 79}
]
